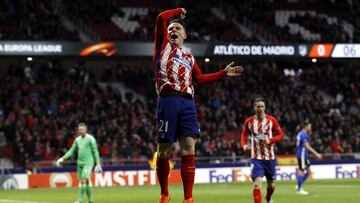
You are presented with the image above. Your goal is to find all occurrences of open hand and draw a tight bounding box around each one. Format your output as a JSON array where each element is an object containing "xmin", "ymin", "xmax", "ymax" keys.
[{"xmin": 224, "ymin": 62, "xmax": 244, "ymax": 76}]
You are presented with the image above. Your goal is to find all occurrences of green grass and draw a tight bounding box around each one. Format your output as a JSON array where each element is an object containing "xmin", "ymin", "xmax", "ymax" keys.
[{"xmin": 1, "ymin": 179, "xmax": 360, "ymax": 203}]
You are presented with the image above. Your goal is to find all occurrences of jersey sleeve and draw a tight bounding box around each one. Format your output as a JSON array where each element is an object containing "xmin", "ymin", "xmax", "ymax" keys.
[
  {"xmin": 269, "ymin": 117, "xmax": 284, "ymax": 144},
  {"xmin": 302, "ymin": 133, "xmax": 308, "ymax": 144},
  {"xmin": 63, "ymin": 138, "xmax": 78, "ymax": 159},
  {"xmin": 153, "ymin": 8, "xmax": 183, "ymax": 66},
  {"xmin": 193, "ymin": 62, "xmax": 226, "ymax": 85},
  {"xmin": 241, "ymin": 119, "xmax": 250, "ymax": 148},
  {"xmin": 90, "ymin": 137, "xmax": 101, "ymax": 165}
]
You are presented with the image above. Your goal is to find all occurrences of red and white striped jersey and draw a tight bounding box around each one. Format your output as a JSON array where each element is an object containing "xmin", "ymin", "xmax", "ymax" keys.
[
  {"xmin": 153, "ymin": 9, "xmax": 226, "ymax": 97},
  {"xmin": 156, "ymin": 43, "xmax": 196, "ymax": 96},
  {"xmin": 241, "ymin": 114, "xmax": 284, "ymax": 160}
]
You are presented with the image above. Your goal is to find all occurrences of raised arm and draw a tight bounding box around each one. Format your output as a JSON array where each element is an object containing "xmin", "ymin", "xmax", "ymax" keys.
[{"xmin": 153, "ymin": 8, "xmax": 184, "ymax": 64}]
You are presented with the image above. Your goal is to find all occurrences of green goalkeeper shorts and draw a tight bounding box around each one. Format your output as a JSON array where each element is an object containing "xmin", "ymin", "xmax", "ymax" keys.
[{"xmin": 77, "ymin": 164, "xmax": 93, "ymax": 180}]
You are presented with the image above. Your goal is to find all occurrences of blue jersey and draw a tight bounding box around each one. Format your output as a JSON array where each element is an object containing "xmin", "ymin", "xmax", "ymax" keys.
[{"xmin": 296, "ymin": 130, "xmax": 309, "ymax": 158}]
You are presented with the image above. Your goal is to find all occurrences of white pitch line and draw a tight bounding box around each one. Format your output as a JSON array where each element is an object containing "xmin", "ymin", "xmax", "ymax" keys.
[
  {"xmin": 313, "ymin": 184, "xmax": 360, "ymax": 188},
  {"xmin": 0, "ymin": 200, "xmax": 52, "ymax": 203}
]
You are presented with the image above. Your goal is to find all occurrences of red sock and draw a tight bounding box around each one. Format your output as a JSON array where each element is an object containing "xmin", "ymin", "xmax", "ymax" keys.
[
  {"xmin": 181, "ymin": 155, "xmax": 195, "ymax": 199},
  {"xmin": 156, "ymin": 157, "xmax": 170, "ymax": 196},
  {"xmin": 266, "ymin": 186, "xmax": 274, "ymax": 201},
  {"xmin": 253, "ymin": 188, "xmax": 262, "ymax": 203}
]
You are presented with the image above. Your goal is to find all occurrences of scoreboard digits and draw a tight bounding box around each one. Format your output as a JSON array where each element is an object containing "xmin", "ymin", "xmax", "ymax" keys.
[{"xmin": 331, "ymin": 44, "xmax": 360, "ymax": 58}]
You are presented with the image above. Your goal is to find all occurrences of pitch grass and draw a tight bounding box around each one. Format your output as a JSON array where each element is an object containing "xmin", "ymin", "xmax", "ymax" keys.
[{"xmin": 1, "ymin": 179, "xmax": 360, "ymax": 203}]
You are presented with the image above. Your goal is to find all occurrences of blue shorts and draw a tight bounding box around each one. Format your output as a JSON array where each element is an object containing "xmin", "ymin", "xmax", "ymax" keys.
[
  {"xmin": 156, "ymin": 95, "xmax": 200, "ymax": 144},
  {"xmin": 250, "ymin": 159, "xmax": 276, "ymax": 181}
]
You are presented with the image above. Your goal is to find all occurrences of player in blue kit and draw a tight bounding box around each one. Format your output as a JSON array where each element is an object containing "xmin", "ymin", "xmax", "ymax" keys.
[{"xmin": 296, "ymin": 121, "xmax": 322, "ymax": 195}]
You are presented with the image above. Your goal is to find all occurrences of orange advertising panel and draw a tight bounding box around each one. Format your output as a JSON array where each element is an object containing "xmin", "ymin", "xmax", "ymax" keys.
[
  {"xmin": 29, "ymin": 170, "xmax": 182, "ymax": 188},
  {"xmin": 308, "ymin": 44, "xmax": 334, "ymax": 58}
]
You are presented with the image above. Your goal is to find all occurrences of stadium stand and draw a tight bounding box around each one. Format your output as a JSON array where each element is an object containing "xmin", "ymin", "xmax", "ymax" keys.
[
  {"xmin": 0, "ymin": 60, "xmax": 359, "ymax": 168},
  {"xmin": 1, "ymin": 0, "xmax": 358, "ymax": 43},
  {"xmin": 0, "ymin": 0, "xmax": 359, "ymax": 169},
  {"xmin": 0, "ymin": 0, "xmax": 80, "ymax": 40},
  {"xmin": 58, "ymin": 0, "xmax": 257, "ymax": 42},
  {"xmin": 219, "ymin": 0, "xmax": 358, "ymax": 43}
]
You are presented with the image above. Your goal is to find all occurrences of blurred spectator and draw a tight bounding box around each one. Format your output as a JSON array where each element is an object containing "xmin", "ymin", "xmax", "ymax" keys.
[
  {"xmin": 0, "ymin": 0, "xmax": 80, "ymax": 41},
  {"xmin": 0, "ymin": 59, "xmax": 359, "ymax": 168}
]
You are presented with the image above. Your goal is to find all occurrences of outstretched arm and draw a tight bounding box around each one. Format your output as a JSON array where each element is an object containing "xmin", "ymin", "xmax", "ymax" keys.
[
  {"xmin": 193, "ymin": 61, "xmax": 244, "ymax": 85},
  {"xmin": 63, "ymin": 139, "xmax": 78, "ymax": 159},
  {"xmin": 56, "ymin": 139, "xmax": 78, "ymax": 166},
  {"xmin": 305, "ymin": 143, "xmax": 322, "ymax": 159}
]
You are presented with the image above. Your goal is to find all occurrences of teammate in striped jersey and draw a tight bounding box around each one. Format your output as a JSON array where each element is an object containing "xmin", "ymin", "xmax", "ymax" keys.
[
  {"xmin": 295, "ymin": 121, "xmax": 322, "ymax": 195},
  {"xmin": 241, "ymin": 97, "xmax": 284, "ymax": 203},
  {"xmin": 154, "ymin": 8, "xmax": 244, "ymax": 203}
]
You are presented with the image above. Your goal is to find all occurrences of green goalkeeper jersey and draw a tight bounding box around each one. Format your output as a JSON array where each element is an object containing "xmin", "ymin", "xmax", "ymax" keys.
[{"xmin": 63, "ymin": 133, "xmax": 100, "ymax": 166}]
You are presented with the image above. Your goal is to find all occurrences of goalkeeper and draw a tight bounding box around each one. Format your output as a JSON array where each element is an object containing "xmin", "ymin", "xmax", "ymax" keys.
[{"xmin": 56, "ymin": 123, "xmax": 102, "ymax": 203}]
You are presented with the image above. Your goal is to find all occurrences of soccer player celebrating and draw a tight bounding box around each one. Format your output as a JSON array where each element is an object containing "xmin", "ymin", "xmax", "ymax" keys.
[
  {"xmin": 153, "ymin": 8, "xmax": 244, "ymax": 203},
  {"xmin": 56, "ymin": 123, "xmax": 102, "ymax": 203},
  {"xmin": 295, "ymin": 121, "xmax": 322, "ymax": 195},
  {"xmin": 241, "ymin": 97, "xmax": 284, "ymax": 203}
]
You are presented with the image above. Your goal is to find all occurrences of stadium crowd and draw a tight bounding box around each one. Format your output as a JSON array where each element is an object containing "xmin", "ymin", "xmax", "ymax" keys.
[
  {"xmin": 0, "ymin": 61, "xmax": 156, "ymax": 168},
  {"xmin": 59, "ymin": 0, "xmax": 255, "ymax": 42},
  {"xmin": 0, "ymin": 0, "xmax": 359, "ymax": 169},
  {"xmin": 3, "ymin": 0, "xmax": 358, "ymax": 43},
  {"xmin": 1, "ymin": 60, "xmax": 359, "ymax": 168},
  {"xmin": 0, "ymin": 0, "xmax": 79, "ymax": 40},
  {"xmin": 224, "ymin": 0, "xmax": 357, "ymax": 43}
]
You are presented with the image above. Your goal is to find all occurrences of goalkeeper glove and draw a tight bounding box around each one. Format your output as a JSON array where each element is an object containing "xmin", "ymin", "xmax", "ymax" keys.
[
  {"xmin": 56, "ymin": 157, "xmax": 64, "ymax": 167},
  {"xmin": 94, "ymin": 165, "xmax": 103, "ymax": 173}
]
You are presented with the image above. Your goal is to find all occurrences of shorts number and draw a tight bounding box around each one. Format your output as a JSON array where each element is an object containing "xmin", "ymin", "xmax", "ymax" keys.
[{"xmin": 159, "ymin": 120, "xmax": 169, "ymax": 132}]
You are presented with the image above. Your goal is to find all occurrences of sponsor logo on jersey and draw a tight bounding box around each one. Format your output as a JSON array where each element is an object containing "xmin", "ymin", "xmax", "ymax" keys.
[
  {"xmin": 173, "ymin": 54, "xmax": 192, "ymax": 69},
  {"xmin": 254, "ymin": 133, "xmax": 267, "ymax": 139}
]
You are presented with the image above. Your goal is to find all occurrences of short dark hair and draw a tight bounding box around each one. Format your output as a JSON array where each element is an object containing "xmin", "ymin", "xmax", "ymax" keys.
[
  {"xmin": 78, "ymin": 122, "xmax": 87, "ymax": 128},
  {"xmin": 253, "ymin": 97, "xmax": 265, "ymax": 105},
  {"xmin": 302, "ymin": 120, "xmax": 311, "ymax": 128},
  {"xmin": 168, "ymin": 17, "xmax": 186, "ymax": 28}
]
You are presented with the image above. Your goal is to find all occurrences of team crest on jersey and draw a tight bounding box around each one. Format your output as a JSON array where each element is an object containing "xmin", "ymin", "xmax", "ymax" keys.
[{"xmin": 173, "ymin": 54, "xmax": 192, "ymax": 69}]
